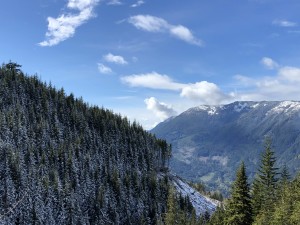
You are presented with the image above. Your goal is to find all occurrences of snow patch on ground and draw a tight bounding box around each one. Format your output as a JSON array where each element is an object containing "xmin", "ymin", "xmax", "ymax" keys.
[
  {"xmin": 266, "ymin": 101, "xmax": 300, "ymax": 116},
  {"xmin": 251, "ymin": 103, "xmax": 260, "ymax": 108},
  {"xmin": 208, "ymin": 107, "xmax": 218, "ymax": 115},
  {"xmin": 185, "ymin": 105, "xmax": 220, "ymax": 116},
  {"xmin": 234, "ymin": 102, "xmax": 248, "ymax": 112},
  {"xmin": 170, "ymin": 175, "xmax": 219, "ymax": 216}
]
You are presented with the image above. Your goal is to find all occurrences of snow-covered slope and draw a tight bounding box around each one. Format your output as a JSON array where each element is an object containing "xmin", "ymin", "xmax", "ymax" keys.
[{"xmin": 170, "ymin": 175, "xmax": 219, "ymax": 216}]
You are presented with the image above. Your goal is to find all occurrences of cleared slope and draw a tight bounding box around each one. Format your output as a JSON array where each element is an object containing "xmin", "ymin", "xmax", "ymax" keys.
[{"xmin": 170, "ymin": 175, "xmax": 219, "ymax": 216}]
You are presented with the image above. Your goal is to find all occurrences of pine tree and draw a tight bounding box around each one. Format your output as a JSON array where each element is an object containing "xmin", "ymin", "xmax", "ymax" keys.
[
  {"xmin": 225, "ymin": 162, "xmax": 253, "ymax": 225},
  {"xmin": 208, "ymin": 205, "xmax": 225, "ymax": 225},
  {"xmin": 252, "ymin": 138, "xmax": 279, "ymax": 224},
  {"xmin": 279, "ymin": 164, "xmax": 290, "ymax": 185},
  {"xmin": 251, "ymin": 176, "xmax": 262, "ymax": 216},
  {"xmin": 165, "ymin": 187, "xmax": 176, "ymax": 225}
]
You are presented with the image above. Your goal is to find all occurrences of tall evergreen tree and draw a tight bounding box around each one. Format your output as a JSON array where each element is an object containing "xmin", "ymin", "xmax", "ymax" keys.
[
  {"xmin": 165, "ymin": 187, "xmax": 176, "ymax": 225},
  {"xmin": 252, "ymin": 138, "xmax": 279, "ymax": 224},
  {"xmin": 225, "ymin": 162, "xmax": 253, "ymax": 225}
]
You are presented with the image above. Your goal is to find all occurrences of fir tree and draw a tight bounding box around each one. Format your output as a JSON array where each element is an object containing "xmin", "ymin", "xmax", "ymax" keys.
[
  {"xmin": 164, "ymin": 187, "xmax": 176, "ymax": 225},
  {"xmin": 225, "ymin": 162, "xmax": 252, "ymax": 225},
  {"xmin": 252, "ymin": 138, "xmax": 279, "ymax": 224},
  {"xmin": 207, "ymin": 205, "xmax": 225, "ymax": 225}
]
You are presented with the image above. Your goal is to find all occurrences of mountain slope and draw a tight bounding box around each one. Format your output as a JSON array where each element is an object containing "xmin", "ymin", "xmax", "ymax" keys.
[
  {"xmin": 152, "ymin": 101, "xmax": 300, "ymax": 193},
  {"xmin": 170, "ymin": 175, "xmax": 218, "ymax": 216},
  {"xmin": 0, "ymin": 63, "xmax": 171, "ymax": 224}
]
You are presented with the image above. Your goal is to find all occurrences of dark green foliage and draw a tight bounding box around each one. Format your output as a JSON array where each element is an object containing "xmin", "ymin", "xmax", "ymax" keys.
[
  {"xmin": 206, "ymin": 140, "xmax": 300, "ymax": 225},
  {"xmin": 191, "ymin": 182, "xmax": 224, "ymax": 202},
  {"xmin": 251, "ymin": 139, "xmax": 279, "ymax": 222},
  {"xmin": 207, "ymin": 206, "xmax": 225, "ymax": 225},
  {"xmin": 164, "ymin": 186, "xmax": 201, "ymax": 225},
  {"xmin": 0, "ymin": 63, "xmax": 170, "ymax": 224},
  {"xmin": 225, "ymin": 162, "xmax": 252, "ymax": 225}
]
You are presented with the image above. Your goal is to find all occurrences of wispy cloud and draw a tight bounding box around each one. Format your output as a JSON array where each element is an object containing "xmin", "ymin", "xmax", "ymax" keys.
[
  {"xmin": 122, "ymin": 72, "xmax": 231, "ymax": 104},
  {"xmin": 128, "ymin": 15, "xmax": 203, "ymax": 46},
  {"xmin": 107, "ymin": 0, "xmax": 122, "ymax": 5},
  {"xmin": 131, "ymin": 0, "xmax": 145, "ymax": 8},
  {"xmin": 278, "ymin": 66, "xmax": 300, "ymax": 82},
  {"xmin": 129, "ymin": 15, "xmax": 168, "ymax": 32},
  {"xmin": 144, "ymin": 97, "xmax": 177, "ymax": 121},
  {"xmin": 103, "ymin": 53, "xmax": 128, "ymax": 65},
  {"xmin": 273, "ymin": 19, "xmax": 297, "ymax": 27},
  {"xmin": 39, "ymin": 0, "xmax": 99, "ymax": 46},
  {"xmin": 261, "ymin": 57, "xmax": 279, "ymax": 70},
  {"xmin": 98, "ymin": 63, "xmax": 113, "ymax": 74}
]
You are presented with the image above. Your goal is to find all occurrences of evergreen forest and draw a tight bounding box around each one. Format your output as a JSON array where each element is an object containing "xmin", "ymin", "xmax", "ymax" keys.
[
  {"xmin": 168, "ymin": 140, "xmax": 300, "ymax": 225},
  {"xmin": 0, "ymin": 62, "xmax": 172, "ymax": 224},
  {"xmin": 1, "ymin": 62, "xmax": 300, "ymax": 225}
]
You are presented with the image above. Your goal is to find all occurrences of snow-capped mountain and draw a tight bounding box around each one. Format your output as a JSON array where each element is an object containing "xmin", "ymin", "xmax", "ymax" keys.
[{"xmin": 152, "ymin": 101, "xmax": 300, "ymax": 194}]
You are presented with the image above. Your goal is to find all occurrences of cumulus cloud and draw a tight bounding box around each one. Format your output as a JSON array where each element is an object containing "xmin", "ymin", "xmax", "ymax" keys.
[
  {"xmin": 131, "ymin": 0, "xmax": 145, "ymax": 8},
  {"xmin": 122, "ymin": 72, "xmax": 232, "ymax": 104},
  {"xmin": 144, "ymin": 97, "xmax": 177, "ymax": 121},
  {"xmin": 98, "ymin": 63, "xmax": 112, "ymax": 74},
  {"xmin": 103, "ymin": 53, "xmax": 128, "ymax": 65},
  {"xmin": 261, "ymin": 57, "xmax": 279, "ymax": 70},
  {"xmin": 235, "ymin": 60, "xmax": 300, "ymax": 101},
  {"xmin": 128, "ymin": 15, "xmax": 203, "ymax": 46},
  {"xmin": 39, "ymin": 0, "xmax": 99, "ymax": 46},
  {"xmin": 180, "ymin": 81, "xmax": 232, "ymax": 104},
  {"xmin": 273, "ymin": 19, "xmax": 297, "ymax": 27},
  {"xmin": 121, "ymin": 72, "xmax": 185, "ymax": 90}
]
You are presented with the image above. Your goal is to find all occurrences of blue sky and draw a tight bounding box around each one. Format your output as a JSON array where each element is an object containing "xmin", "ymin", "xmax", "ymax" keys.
[{"xmin": 1, "ymin": 0, "xmax": 300, "ymax": 129}]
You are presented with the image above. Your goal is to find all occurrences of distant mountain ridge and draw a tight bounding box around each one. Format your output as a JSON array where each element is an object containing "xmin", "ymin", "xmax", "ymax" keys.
[{"xmin": 152, "ymin": 101, "xmax": 300, "ymax": 194}]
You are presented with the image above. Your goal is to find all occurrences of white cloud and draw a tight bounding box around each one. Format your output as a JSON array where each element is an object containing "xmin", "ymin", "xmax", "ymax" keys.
[
  {"xmin": 98, "ymin": 63, "xmax": 113, "ymax": 74},
  {"xmin": 234, "ymin": 74, "xmax": 256, "ymax": 86},
  {"xmin": 103, "ymin": 53, "xmax": 128, "ymax": 65},
  {"xmin": 180, "ymin": 81, "xmax": 231, "ymax": 104},
  {"xmin": 128, "ymin": 15, "xmax": 168, "ymax": 32},
  {"xmin": 170, "ymin": 25, "xmax": 203, "ymax": 46},
  {"xmin": 273, "ymin": 19, "xmax": 297, "ymax": 27},
  {"xmin": 128, "ymin": 15, "xmax": 203, "ymax": 46},
  {"xmin": 121, "ymin": 72, "xmax": 185, "ymax": 90},
  {"xmin": 107, "ymin": 0, "xmax": 122, "ymax": 5},
  {"xmin": 278, "ymin": 66, "xmax": 300, "ymax": 82},
  {"xmin": 39, "ymin": 0, "xmax": 99, "ymax": 46},
  {"xmin": 144, "ymin": 97, "xmax": 177, "ymax": 121},
  {"xmin": 261, "ymin": 57, "xmax": 279, "ymax": 70},
  {"xmin": 234, "ymin": 61, "xmax": 300, "ymax": 101},
  {"xmin": 122, "ymin": 72, "xmax": 231, "ymax": 104},
  {"xmin": 67, "ymin": 0, "xmax": 98, "ymax": 10},
  {"xmin": 131, "ymin": 0, "xmax": 145, "ymax": 8}
]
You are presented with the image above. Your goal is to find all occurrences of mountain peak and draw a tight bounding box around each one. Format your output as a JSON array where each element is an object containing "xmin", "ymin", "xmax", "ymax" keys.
[{"xmin": 152, "ymin": 100, "xmax": 300, "ymax": 194}]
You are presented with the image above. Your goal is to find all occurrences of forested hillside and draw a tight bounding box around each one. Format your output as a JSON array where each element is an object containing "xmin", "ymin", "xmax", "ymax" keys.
[
  {"xmin": 0, "ymin": 63, "xmax": 171, "ymax": 224},
  {"xmin": 152, "ymin": 101, "xmax": 300, "ymax": 194}
]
